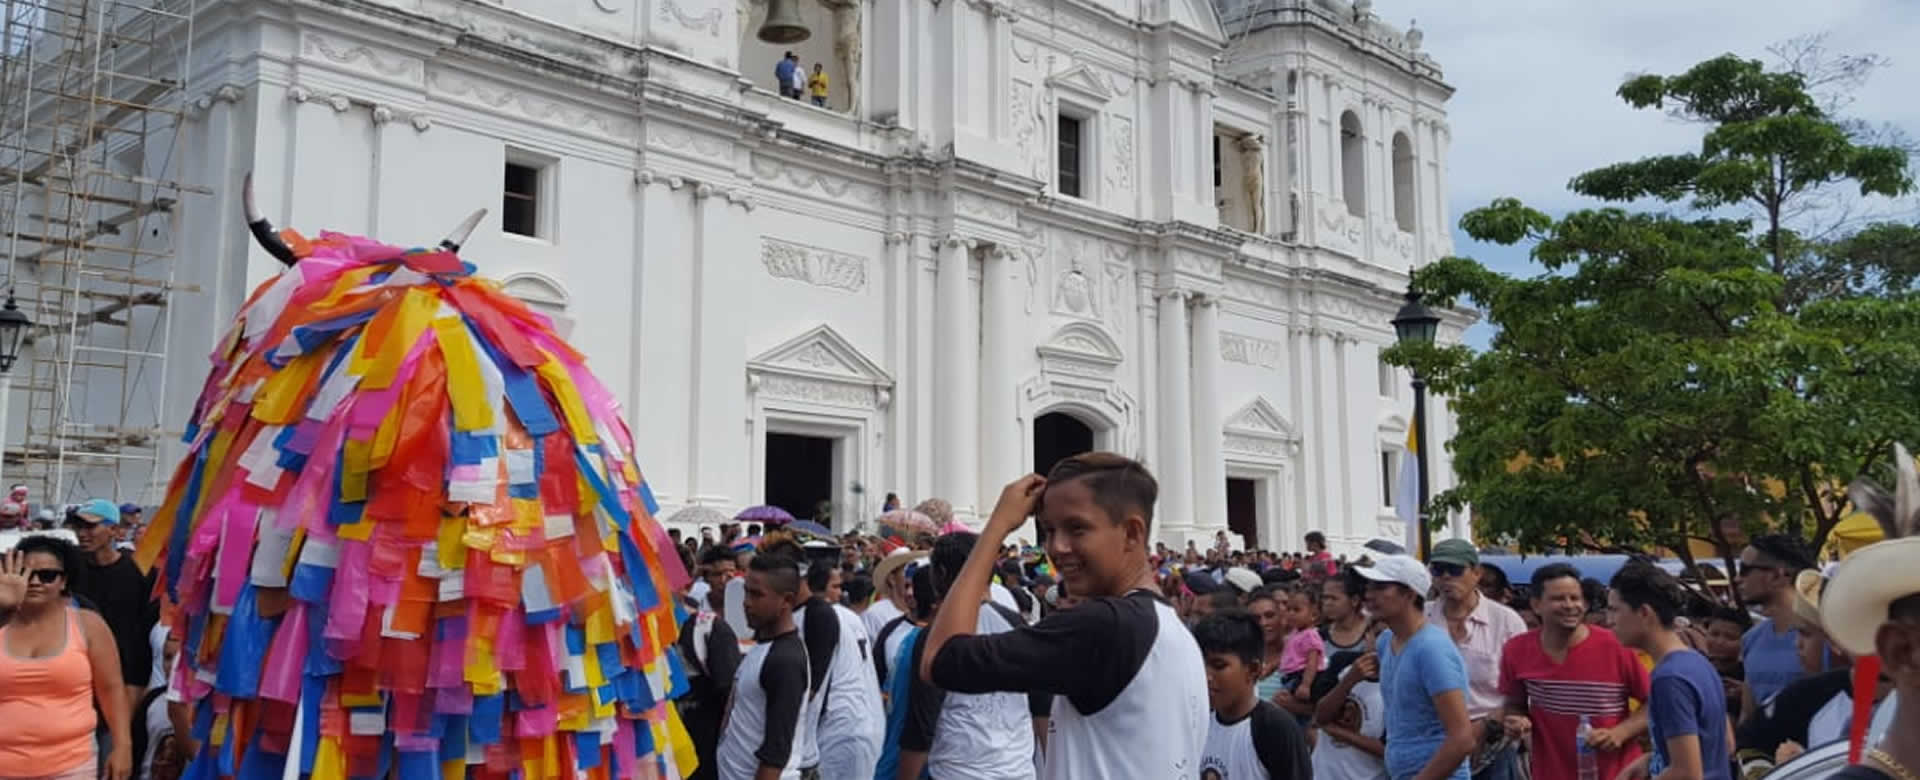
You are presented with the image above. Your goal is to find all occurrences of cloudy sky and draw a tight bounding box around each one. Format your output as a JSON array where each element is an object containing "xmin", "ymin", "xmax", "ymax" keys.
[{"xmin": 1386, "ymin": 0, "xmax": 1920, "ymax": 345}]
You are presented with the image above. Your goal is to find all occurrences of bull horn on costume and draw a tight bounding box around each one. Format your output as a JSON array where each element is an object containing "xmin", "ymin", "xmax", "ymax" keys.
[
  {"xmin": 241, "ymin": 172, "xmax": 298, "ymax": 267},
  {"xmin": 438, "ymin": 208, "xmax": 488, "ymax": 253},
  {"xmin": 245, "ymin": 172, "xmax": 489, "ymax": 262}
]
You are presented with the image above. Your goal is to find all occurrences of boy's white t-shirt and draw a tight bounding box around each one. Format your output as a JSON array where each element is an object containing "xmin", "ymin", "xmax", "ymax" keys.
[{"xmin": 1313, "ymin": 678, "xmax": 1388, "ymax": 780}]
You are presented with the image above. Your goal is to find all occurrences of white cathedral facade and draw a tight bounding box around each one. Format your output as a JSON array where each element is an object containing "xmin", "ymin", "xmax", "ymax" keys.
[{"xmin": 131, "ymin": 0, "xmax": 1471, "ymax": 552}]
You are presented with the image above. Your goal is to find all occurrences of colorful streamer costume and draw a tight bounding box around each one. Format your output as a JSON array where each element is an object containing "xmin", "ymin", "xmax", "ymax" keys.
[{"xmin": 133, "ymin": 229, "xmax": 695, "ymax": 780}]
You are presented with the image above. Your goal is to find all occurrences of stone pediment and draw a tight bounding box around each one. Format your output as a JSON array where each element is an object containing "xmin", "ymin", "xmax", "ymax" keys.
[
  {"xmin": 1225, "ymin": 396, "xmax": 1297, "ymax": 439},
  {"xmin": 1047, "ymin": 63, "xmax": 1115, "ymax": 104},
  {"xmin": 747, "ymin": 324, "xmax": 893, "ymax": 386},
  {"xmin": 1037, "ymin": 321, "xmax": 1124, "ymax": 373},
  {"xmin": 1224, "ymin": 396, "xmax": 1300, "ymax": 460}
]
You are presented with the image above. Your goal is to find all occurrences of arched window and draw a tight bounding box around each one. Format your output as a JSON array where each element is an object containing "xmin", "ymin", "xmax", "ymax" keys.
[
  {"xmin": 1391, "ymin": 132, "xmax": 1415, "ymax": 232},
  {"xmin": 1340, "ymin": 111, "xmax": 1364, "ymax": 218},
  {"xmin": 502, "ymin": 274, "xmax": 574, "ymax": 337},
  {"xmin": 1285, "ymin": 70, "xmax": 1298, "ymax": 97}
]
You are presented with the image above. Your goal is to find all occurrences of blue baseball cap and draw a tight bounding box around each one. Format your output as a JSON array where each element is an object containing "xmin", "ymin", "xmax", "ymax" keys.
[
  {"xmin": 119, "ymin": 503, "xmax": 143, "ymax": 516},
  {"xmin": 75, "ymin": 498, "xmax": 121, "ymax": 525}
]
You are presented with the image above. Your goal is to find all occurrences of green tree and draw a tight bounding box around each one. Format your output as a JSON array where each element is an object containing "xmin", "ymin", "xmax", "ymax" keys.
[{"xmin": 1392, "ymin": 52, "xmax": 1917, "ymax": 574}]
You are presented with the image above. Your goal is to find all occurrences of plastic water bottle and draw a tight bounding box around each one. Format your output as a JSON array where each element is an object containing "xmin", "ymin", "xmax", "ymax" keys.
[{"xmin": 1576, "ymin": 716, "xmax": 1599, "ymax": 780}]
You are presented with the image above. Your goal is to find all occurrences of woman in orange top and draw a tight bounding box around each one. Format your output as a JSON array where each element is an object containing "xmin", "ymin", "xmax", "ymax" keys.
[{"xmin": 0, "ymin": 537, "xmax": 132, "ymax": 780}]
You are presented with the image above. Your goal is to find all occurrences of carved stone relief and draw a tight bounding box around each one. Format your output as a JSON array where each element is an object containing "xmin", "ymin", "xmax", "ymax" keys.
[
  {"xmin": 430, "ymin": 70, "xmax": 638, "ymax": 142},
  {"xmin": 659, "ymin": 0, "xmax": 723, "ymax": 35},
  {"xmin": 1104, "ymin": 115, "xmax": 1135, "ymax": 194},
  {"xmin": 761, "ymin": 237, "xmax": 869, "ymax": 292},
  {"xmin": 955, "ymin": 192, "xmax": 1017, "ymax": 223},
  {"xmin": 1316, "ymin": 202, "xmax": 1365, "ymax": 252},
  {"xmin": 301, "ymin": 33, "xmax": 424, "ymax": 86},
  {"xmin": 751, "ymin": 156, "xmax": 885, "ymax": 207},
  {"xmin": 648, "ymin": 123, "xmax": 730, "ymax": 157},
  {"xmin": 1010, "ymin": 81, "xmax": 1047, "ymax": 181},
  {"xmin": 1174, "ymin": 251, "xmax": 1223, "ymax": 279},
  {"xmin": 1225, "ymin": 277, "xmax": 1285, "ymax": 309},
  {"xmin": 1220, "ymin": 332, "xmax": 1282, "ymax": 369}
]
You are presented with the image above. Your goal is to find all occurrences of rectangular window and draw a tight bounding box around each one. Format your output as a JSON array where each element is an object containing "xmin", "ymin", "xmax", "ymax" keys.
[
  {"xmin": 1057, "ymin": 114, "xmax": 1083, "ymax": 198},
  {"xmin": 1378, "ymin": 358, "xmax": 1398, "ymax": 398},
  {"xmin": 503, "ymin": 160, "xmax": 542, "ymax": 237},
  {"xmin": 1382, "ymin": 449, "xmax": 1397, "ymax": 507},
  {"xmin": 1213, "ymin": 134, "xmax": 1222, "ymax": 189}
]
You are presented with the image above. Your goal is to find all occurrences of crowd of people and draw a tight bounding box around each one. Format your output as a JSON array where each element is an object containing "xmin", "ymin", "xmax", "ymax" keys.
[
  {"xmin": 0, "ymin": 450, "xmax": 1915, "ymax": 780},
  {"xmin": 662, "ymin": 453, "xmax": 1911, "ymax": 780}
]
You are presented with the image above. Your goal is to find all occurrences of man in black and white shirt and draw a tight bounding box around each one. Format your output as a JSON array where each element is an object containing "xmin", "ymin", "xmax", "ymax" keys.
[
  {"xmin": 717, "ymin": 554, "xmax": 811, "ymax": 780},
  {"xmin": 922, "ymin": 453, "xmax": 1209, "ymax": 779},
  {"xmin": 781, "ymin": 540, "xmax": 885, "ymax": 779},
  {"xmin": 898, "ymin": 531, "xmax": 1049, "ymax": 779},
  {"xmin": 1193, "ymin": 609, "xmax": 1312, "ymax": 779},
  {"xmin": 682, "ymin": 546, "xmax": 744, "ymax": 780}
]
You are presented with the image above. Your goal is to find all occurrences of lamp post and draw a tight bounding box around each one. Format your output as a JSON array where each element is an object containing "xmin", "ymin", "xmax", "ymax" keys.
[
  {"xmin": 1391, "ymin": 285, "xmax": 1440, "ymax": 561},
  {"xmin": 0, "ymin": 294, "xmax": 33, "ymax": 486}
]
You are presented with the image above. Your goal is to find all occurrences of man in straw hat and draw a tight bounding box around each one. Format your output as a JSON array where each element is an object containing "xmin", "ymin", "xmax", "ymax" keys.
[
  {"xmin": 1818, "ymin": 445, "xmax": 1920, "ymax": 780},
  {"xmin": 865, "ymin": 547, "xmax": 927, "ymax": 640}
]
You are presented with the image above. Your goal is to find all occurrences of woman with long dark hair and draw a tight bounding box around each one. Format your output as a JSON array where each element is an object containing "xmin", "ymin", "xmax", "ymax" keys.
[{"xmin": 0, "ymin": 537, "xmax": 133, "ymax": 780}]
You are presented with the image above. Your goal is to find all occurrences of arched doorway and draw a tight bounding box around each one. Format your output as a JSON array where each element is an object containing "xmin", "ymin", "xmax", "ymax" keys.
[{"xmin": 1033, "ymin": 411, "xmax": 1095, "ymax": 477}]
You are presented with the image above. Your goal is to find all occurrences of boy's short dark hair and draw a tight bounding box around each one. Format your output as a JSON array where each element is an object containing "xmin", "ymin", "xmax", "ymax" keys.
[
  {"xmin": 1330, "ymin": 567, "xmax": 1366, "ymax": 600},
  {"xmin": 910, "ymin": 566, "xmax": 938, "ymax": 620},
  {"xmin": 930, "ymin": 531, "xmax": 979, "ymax": 601},
  {"xmin": 1191, "ymin": 609, "xmax": 1265, "ymax": 667},
  {"xmin": 844, "ymin": 573, "xmax": 874, "ymax": 605},
  {"xmin": 805, "ymin": 560, "xmax": 835, "ymax": 594},
  {"xmin": 749, "ymin": 553, "xmax": 801, "ymax": 595},
  {"xmin": 1748, "ymin": 534, "xmax": 1816, "ymax": 573},
  {"xmin": 1207, "ymin": 589, "xmax": 1240, "ymax": 611},
  {"xmin": 1706, "ymin": 605, "xmax": 1751, "ymax": 631},
  {"xmin": 1042, "ymin": 452, "xmax": 1157, "ymax": 530},
  {"xmin": 699, "ymin": 545, "xmax": 735, "ymax": 568},
  {"xmin": 1305, "ymin": 531, "xmax": 1326, "ymax": 549},
  {"xmin": 1609, "ymin": 561, "xmax": 1686, "ymax": 627},
  {"xmin": 1531, "ymin": 563, "xmax": 1582, "ymax": 593}
]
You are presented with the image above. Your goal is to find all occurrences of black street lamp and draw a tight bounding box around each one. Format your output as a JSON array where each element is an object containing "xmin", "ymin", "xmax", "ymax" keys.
[
  {"xmin": 0, "ymin": 294, "xmax": 29, "ymax": 372},
  {"xmin": 1391, "ymin": 285, "xmax": 1441, "ymax": 561}
]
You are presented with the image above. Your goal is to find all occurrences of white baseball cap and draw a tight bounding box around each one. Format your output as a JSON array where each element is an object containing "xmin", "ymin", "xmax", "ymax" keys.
[
  {"xmin": 1223, "ymin": 567, "xmax": 1263, "ymax": 595},
  {"xmin": 1355, "ymin": 553, "xmax": 1431, "ymax": 597}
]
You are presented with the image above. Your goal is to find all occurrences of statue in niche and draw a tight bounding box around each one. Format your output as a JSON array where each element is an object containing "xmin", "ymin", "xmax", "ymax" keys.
[
  {"xmin": 1239, "ymin": 134, "xmax": 1266, "ymax": 234},
  {"xmin": 832, "ymin": 0, "xmax": 861, "ymax": 112},
  {"xmin": 737, "ymin": 0, "xmax": 753, "ymax": 42}
]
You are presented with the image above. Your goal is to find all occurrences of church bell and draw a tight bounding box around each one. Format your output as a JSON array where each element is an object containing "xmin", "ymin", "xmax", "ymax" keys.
[{"xmin": 756, "ymin": 0, "xmax": 811, "ymax": 43}]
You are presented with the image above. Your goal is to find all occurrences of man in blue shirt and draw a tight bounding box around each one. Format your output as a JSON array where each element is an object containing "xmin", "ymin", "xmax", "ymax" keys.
[
  {"xmin": 1609, "ymin": 562, "xmax": 1733, "ymax": 780},
  {"xmin": 774, "ymin": 52, "xmax": 799, "ymax": 98},
  {"xmin": 1356, "ymin": 554, "xmax": 1476, "ymax": 780},
  {"xmin": 1735, "ymin": 535, "xmax": 1817, "ymax": 715}
]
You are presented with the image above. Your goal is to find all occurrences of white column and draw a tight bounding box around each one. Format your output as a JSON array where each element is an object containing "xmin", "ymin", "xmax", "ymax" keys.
[
  {"xmin": 1156, "ymin": 290, "xmax": 1193, "ymax": 541},
  {"xmin": 935, "ymin": 236, "xmax": 980, "ymax": 519},
  {"xmin": 691, "ymin": 184, "xmax": 747, "ymax": 505},
  {"xmin": 978, "ymin": 245, "xmax": 1020, "ymax": 510},
  {"xmin": 1189, "ymin": 295, "xmax": 1226, "ymax": 537}
]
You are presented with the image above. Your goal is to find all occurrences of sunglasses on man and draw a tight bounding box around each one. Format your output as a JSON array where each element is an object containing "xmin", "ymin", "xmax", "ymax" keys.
[
  {"xmin": 29, "ymin": 568, "xmax": 63, "ymax": 584},
  {"xmin": 1429, "ymin": 561, "xmax": 1471, "ymax": 578}
]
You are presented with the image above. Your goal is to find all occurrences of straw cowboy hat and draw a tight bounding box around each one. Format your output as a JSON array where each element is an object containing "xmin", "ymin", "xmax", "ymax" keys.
[
  {"xmin": 871, "ymin": 548, "xmax": 927, "ymax": 594},
  {"xmin": 1823, "ymin": 444, "xmax": 1920, "ymax": 657},
  {"xmin": 1790, "ymin": 569, "xmax": 1827, "ymax": 633}
]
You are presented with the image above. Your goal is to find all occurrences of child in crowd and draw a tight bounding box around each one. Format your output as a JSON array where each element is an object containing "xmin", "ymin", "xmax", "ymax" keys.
[
  {"xmin": 1282, "ymin": 588, "xmax": 1324, "ymax": 699},
  {"xmin": 1314, "ymin": 648, "xmax": 1388, "ymax": 780},
  {"xmin": 1195, "ymin": 610, "xmax": 1313, "ymax": 779}
]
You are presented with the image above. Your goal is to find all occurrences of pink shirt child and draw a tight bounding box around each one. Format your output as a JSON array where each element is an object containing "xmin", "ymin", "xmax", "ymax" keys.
[{"xmin": 1279, "ymin": 625, "xmax": 1325, "ymax": 674}]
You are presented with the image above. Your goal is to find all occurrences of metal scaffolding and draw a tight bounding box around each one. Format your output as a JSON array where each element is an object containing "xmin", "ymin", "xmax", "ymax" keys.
[{"xmin": 0, "ymin": 0, "xmax": 202, "ymax": 504}]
